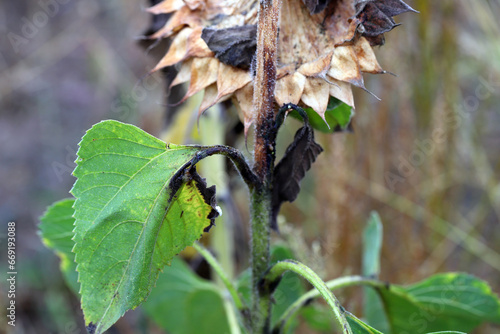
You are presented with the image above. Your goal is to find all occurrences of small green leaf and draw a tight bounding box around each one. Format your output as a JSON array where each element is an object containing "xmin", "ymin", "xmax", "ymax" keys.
[
  {"xmin": 39, "ymin": 198, "xmax": 79, "ymax": 294},
  {"xmin": 346, "ymin": 312, "xmax": 466, "ymax": 334},
  {"xmin": 142, "ymin": 257, "xmax": 230, "ymax": 334},
  {"xmin": 289, "ymin": 98, "xmax": 353, "ymax": 133},
  {"xmin": 362, "ymin": 212, "xmax": 389, "ymax": 332},
  {"xmin": 346, "ymin": 312, "xmax": 384, "ymax": 334},
  {"xmin": 71, "ymin": 120, "xmax": 220, "ymax": 334},
  {"xmin": 268, "ymin": 245, "xmax": 306, "ymax": 328},
  {"xmin": 378, "ymin": 273, "xmax": 500, "ymax": 333}
]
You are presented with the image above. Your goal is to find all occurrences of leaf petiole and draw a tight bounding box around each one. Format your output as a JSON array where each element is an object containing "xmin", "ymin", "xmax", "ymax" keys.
[{"xmin": 192, "ymin": 242, "xmax": 248, "ymax": 313}]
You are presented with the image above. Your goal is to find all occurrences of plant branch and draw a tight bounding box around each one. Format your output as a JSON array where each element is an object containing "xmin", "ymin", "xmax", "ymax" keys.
[
  {"xmin": 274, "ymin": 275, "xmax": 385, "ymax": 333},
  {"xmin": 192, "ymin": 242, "xmax": 247, "ymax": 312},
  {"xmin": 222, "ymin": 295, "xmax": 244, "ymax": 334},
  {"xmin": 180, "ymin": 144, "xmax": 259, "ymax": 189},
  {"xmin": 262, "ymin": 260, "xmax": 354, "ymax": 334}
]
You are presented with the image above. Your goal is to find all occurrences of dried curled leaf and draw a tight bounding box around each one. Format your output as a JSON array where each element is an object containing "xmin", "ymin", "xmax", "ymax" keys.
[
  {"xmin": 272, "ymin": 112, "xmax": 323, "ymax": 229},
  {"xmin": 355, "ymin": 0, "xmax": 417, "ymax": 45},
  {"xmin": 201, "ymin": 25, "xmax": 257, "ymax": 70}
]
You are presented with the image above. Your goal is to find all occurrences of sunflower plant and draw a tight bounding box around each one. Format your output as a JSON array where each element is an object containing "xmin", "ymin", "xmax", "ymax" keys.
[{"xmin": 39, "ymin": 0, "xmax": 500, "ymax": 333}]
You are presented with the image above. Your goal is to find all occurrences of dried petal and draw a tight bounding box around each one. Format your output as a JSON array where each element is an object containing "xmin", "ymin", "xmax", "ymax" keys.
[
  {"xmin": 170, "ymin": 59, "xmax": 193, "ymax": 88},
  {"xmin": 328, "ymin": 46, "xmax": 363, "ymax": 87},
  {"xmin": 328, "ymin": 78, "xmax": 354, "ymax": 108},
  {"xmin": 297, "ymin": 52, "xmax": 333, "ymax": 77},
  {"xmin": 180, "ymin": 57, "xmax": 219, "ymax": 103},
  {"xmin": 216, "ymin": 63, "xmax": 252, "ymax": 98},
  {"xmin": 354, "ymin": 37, "xmax": 383, "ymax": 74},
  {"xmin": 275, "ymin": 72, "xmax": 306, "ymax": 106},
  {"xmin": 186, "ymin": 27, "xmax": 214, "ymax": 58},
  {"xmin": 234, "ymin": 82, "xmax": 255, "ymax": 134},
  {"xmin": 147, "ymin": 0, "xmax": 184, "ymax": 15},
  {"xmin": 198, "ymin": 83, "xmax": 219, "ymax": 116},
  {"xmin": 301, "ymin": 77, "xmax": 330, "ymax": 117},
  {"xmin": 184, "ymin": 0, "xmax": 204, "ymax": 11},
  {"xmin": 152, "ymin": 28, "xmax": 193, "ymax": 71},
  {"xmin": 150, "ymin": 6, "xmax": 200, "ymax": 39}
]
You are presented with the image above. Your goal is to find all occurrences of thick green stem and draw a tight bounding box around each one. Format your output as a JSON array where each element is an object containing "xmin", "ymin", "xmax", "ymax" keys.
[
  {"xmin": 275, "ymin": 275, "xmax": 384, "ymax": 332},
  {"xmin": 264, "ymin": 260, "xmax": 354, "ymax": 334},
  {"xmin": 250, "ymin": 187, "xmax": 272, "ymax": 333}
]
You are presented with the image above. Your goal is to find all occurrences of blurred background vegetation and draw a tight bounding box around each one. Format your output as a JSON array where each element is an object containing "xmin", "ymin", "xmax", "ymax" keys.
[{"xmin": 0, "ymin": 0, "xmax": 499, "ymax": 333}]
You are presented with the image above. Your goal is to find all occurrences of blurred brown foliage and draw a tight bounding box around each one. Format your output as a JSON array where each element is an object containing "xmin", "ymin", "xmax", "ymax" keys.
[{"xmin": 0, "ymin": 0, "xmax": 499, "ymax": 333}]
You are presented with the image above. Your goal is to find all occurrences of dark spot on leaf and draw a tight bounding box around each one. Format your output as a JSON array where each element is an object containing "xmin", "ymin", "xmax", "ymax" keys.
[
  {"xmin": 180, "ymin": 210, "xmax": 184, "ymax": 218},
  {"xmin": 201, "ymin": 25, "xmax": 257, "ymax": 70},
  {"xmin": 271, "ymin": 110, "xmax": 323, "ymax": 230},
  {"xmin": 86, "ymin": 323, "xmax": 96, "ymax": 334}
]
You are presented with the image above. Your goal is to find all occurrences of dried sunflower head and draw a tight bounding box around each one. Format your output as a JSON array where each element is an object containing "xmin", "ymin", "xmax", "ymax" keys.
[{"xmin": 147, "ymin": 0, "xmax": 416, "ymax": 133}]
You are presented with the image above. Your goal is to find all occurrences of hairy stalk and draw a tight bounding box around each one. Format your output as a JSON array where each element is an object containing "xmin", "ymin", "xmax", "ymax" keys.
[
  {"xmin": 250, "ymin": 0, "xmax": 282, "ymax": 333},
  {"xmin": 192, "ymin": 242, "xmax": 247, "ymax": 312}
]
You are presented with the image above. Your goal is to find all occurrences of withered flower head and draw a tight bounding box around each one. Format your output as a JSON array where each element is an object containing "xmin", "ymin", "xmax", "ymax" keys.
[{"xmin": 147, "ymin": 0, "xmax": 416, "ymax": 133}]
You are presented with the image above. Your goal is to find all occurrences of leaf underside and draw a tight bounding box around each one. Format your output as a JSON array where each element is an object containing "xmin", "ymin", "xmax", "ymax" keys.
[
  {"xmin": 142, "ymin": 257, "xmax": 230, "ymax": 334},
  {"xmin": 71, "ymin": 120, "xmax": 219, "ymax": 334}
]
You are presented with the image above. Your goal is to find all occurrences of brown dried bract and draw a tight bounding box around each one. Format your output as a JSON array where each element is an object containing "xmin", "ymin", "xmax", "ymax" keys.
[{"xmin": 148, "ymin": 0, "xmax": 415, "ymax": 132}]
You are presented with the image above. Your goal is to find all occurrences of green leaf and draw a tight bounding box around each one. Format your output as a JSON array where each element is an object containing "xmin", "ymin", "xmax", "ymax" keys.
[
  {"xmin": 301, "ymin": 304, "xmax": 337, "ymax": 332},
  {"xmin": 362, "ymin": 211, "xmax": 389, "ymax": 332},
  {"xmin": 346, "ymin": 312, "xmax": 384, "ymax": 334},
  {"xmin": 270, "ymin": 245, "xmax": 306, "ymax": 328},
  {"xmin": 39, "ymin": 198, "xmax": 79, "ymax": 294},
  {"xmin": 142, "ymin": 257, "xmax": 230, "ymax": 334},
  {"xmin": 378, "ymin": 273, "xmax": 500, "ymax": 333},
  {"xmin": 346, "ymin": 312, "xmax": 466, "ymax": 334},
  {"xmin": 71, "ymin": 120, "xmax": 220, "ymax": 334},
  {"xmin": 39, "ymin": 199, "xmax": 230, "ymax": 333},
  {"xmin": 289, "ymin": 98, "xmax": 353, "ymax": 133}
]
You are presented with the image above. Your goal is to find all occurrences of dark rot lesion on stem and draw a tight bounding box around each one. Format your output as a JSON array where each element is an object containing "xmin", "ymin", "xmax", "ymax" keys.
[{"xmin": 252, "ymin": 0, "xmax": 281, "ymax": 182}]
